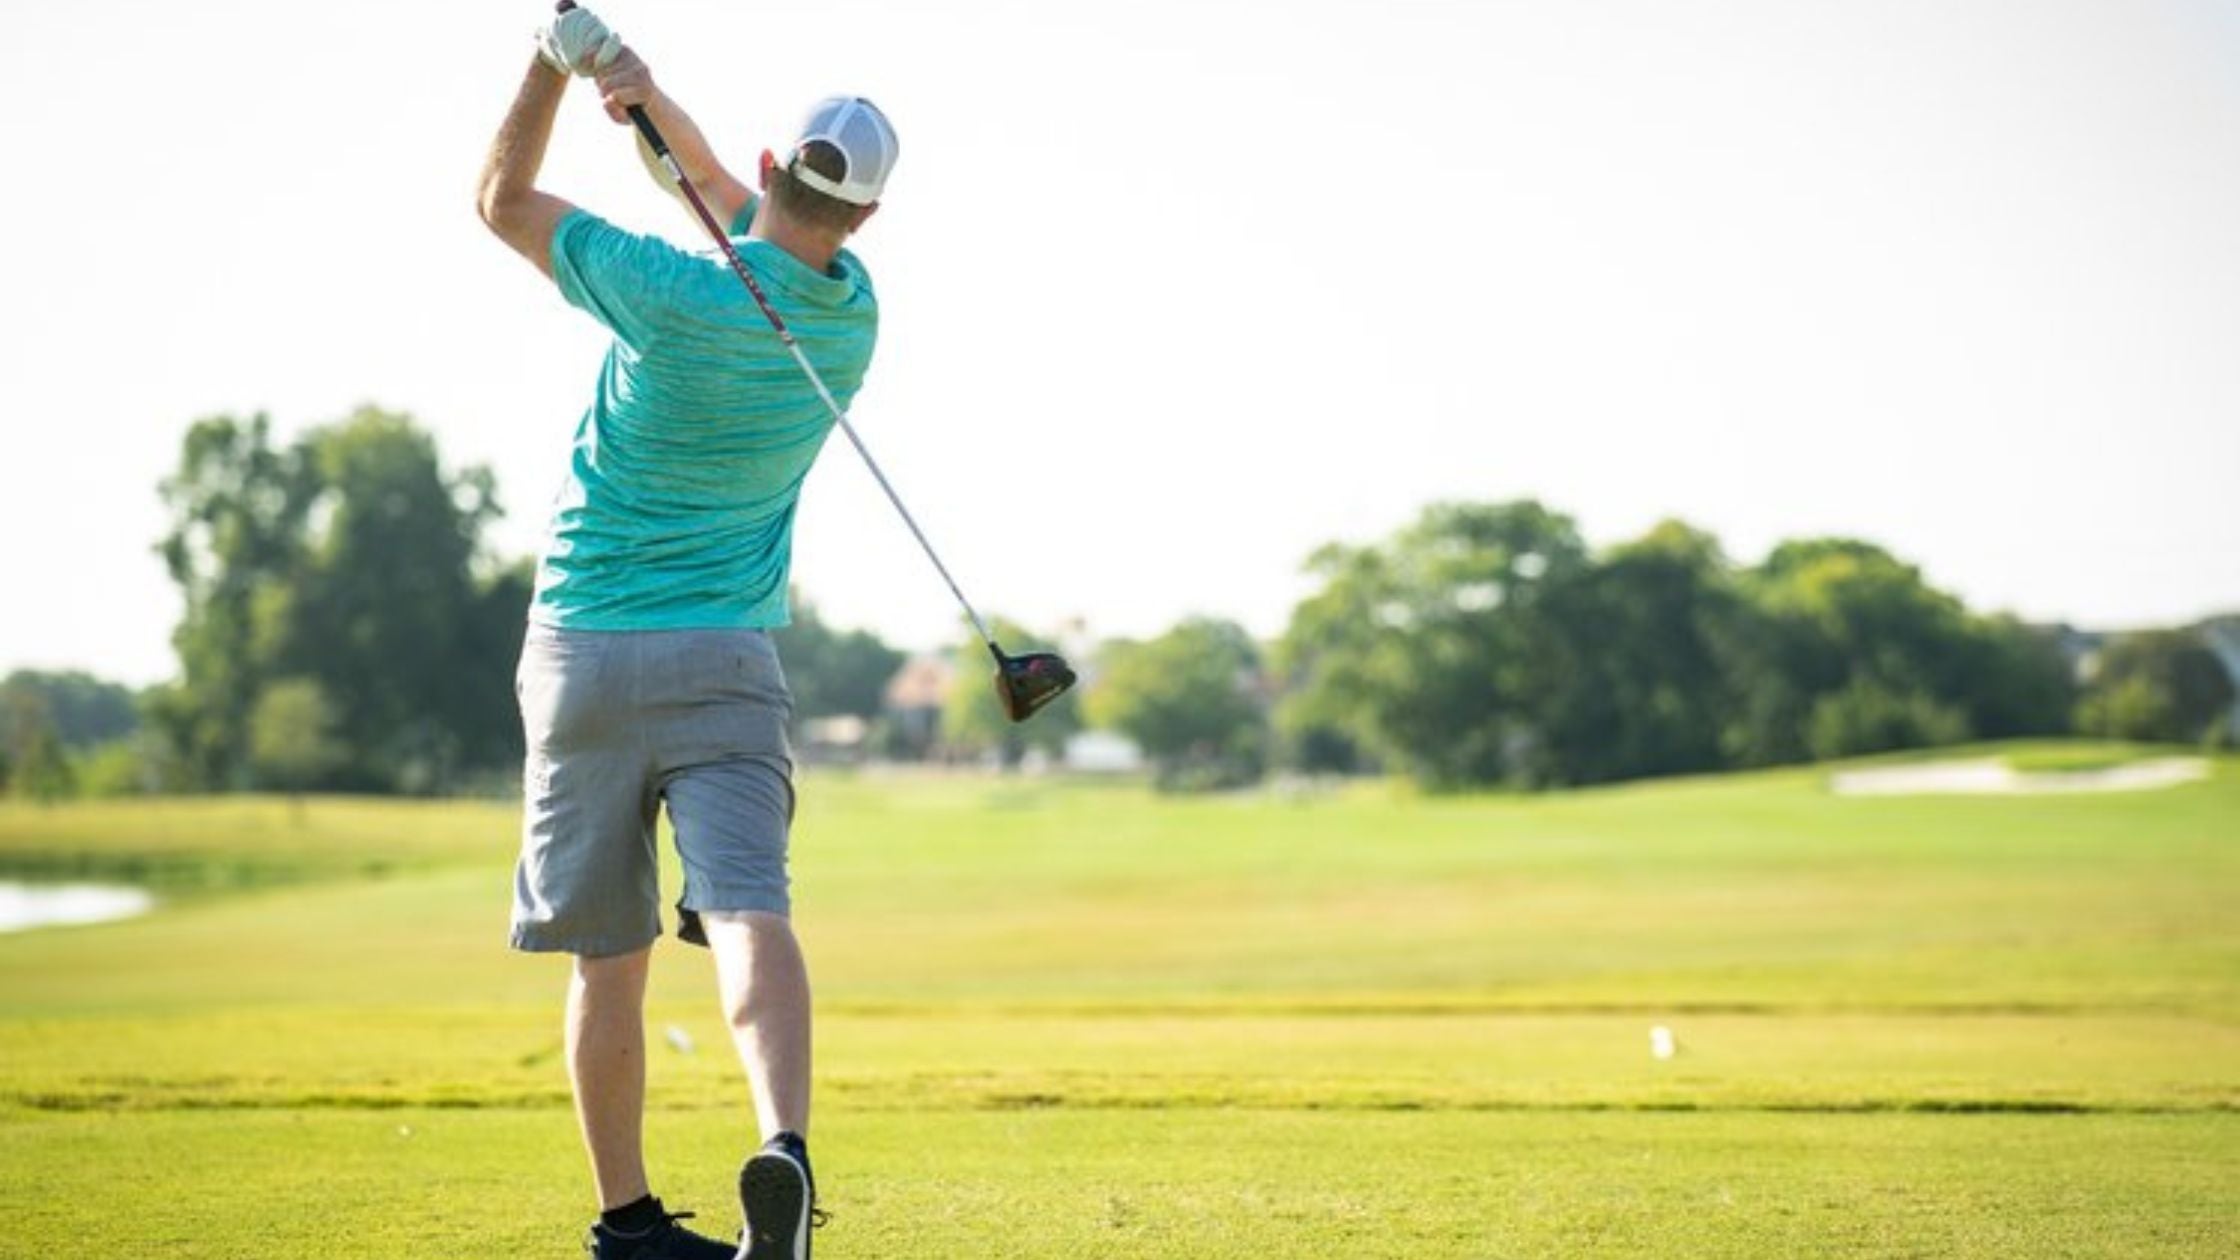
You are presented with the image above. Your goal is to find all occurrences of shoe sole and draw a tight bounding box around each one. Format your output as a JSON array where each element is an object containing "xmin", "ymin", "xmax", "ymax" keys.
[{"xmin": 738, "ymin": 1150, "xmax": 810, "ymax": 1260}]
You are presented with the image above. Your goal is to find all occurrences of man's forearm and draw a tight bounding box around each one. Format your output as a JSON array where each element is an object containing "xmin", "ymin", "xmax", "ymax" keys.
[
  {"xmin": 479, "ymin": 58, "xmax": 569, "ymax": 219},
  {"xmin": 478, "ymin": 58, "xmax": 576, "ymax": 280},
  {"xmin": 636, "ymin": 90, "xmax": 721, "ymax": 184},
  {"xmin": 635, "ymin": 89, "xmax": 751, "ymax": 226}
]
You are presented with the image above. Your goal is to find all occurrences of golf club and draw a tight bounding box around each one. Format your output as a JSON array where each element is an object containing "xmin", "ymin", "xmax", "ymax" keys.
[{"xmin": 554, "ymin": 1, "xmax": 1075, "ymax": 722}]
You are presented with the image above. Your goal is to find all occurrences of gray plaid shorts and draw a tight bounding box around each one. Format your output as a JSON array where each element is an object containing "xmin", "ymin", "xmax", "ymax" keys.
[{"xmin": 510, "ymin": 623, "xmax": 796, "ymax": 957}]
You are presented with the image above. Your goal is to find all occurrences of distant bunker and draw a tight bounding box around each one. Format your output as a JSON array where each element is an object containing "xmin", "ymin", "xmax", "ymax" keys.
[{"xmin": 1830, "ymin": 757, "xmax": 2211, "ymax": 797}]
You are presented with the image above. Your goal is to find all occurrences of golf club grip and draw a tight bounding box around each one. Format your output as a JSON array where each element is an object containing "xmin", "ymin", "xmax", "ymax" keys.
[
  {"xmin": 626, "ymin": 106, "xmax": 671, "ymax": 158},
  {"xmin": 549, "ymin": 0, "xmax": 667, "ymax": 156}
]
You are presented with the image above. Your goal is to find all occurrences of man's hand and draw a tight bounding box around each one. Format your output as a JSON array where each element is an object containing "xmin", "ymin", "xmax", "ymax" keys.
[
  {"xmin": 535, "ymin": 6, "xmax": 622, "ymax": 77},
  {"xmin": 604, "ymin": 54, "xmax": 754, "ymax": 229},
  {"xmin": 594, "ymin": 49, "xmax": 656, "ymax": 126}
]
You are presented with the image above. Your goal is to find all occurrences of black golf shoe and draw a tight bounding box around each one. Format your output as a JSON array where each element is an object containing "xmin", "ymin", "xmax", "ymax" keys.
[
  {"xmin": 738, "ymin": 1133, "xmax": 820, "ymax": 1259},
  {"xmin": 583, "ymin": 1208, "xmax": 736, "ymax": 1260}
]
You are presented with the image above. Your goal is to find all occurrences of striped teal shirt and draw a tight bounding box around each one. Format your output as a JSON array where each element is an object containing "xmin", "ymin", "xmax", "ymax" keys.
[{"xmin": 532, "ymin": 201, "xmax": 878, "ymax": 630}]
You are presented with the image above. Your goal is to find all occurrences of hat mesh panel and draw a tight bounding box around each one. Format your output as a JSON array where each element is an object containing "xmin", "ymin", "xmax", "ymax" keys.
[{"xmin": 839, "ymin": 110, "xmax": 888, "ymax": 185}]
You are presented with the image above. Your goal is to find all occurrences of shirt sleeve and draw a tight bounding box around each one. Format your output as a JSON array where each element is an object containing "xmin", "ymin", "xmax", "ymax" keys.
[{"xmin": 549, "ymin": 210, "xmax": 694, "ymax": 350}]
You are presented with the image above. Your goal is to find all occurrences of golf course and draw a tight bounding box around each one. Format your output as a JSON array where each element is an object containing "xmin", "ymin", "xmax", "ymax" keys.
[{"xmin": 2, "ymin": 743, "xmax": 2234, "ymax": 1256}]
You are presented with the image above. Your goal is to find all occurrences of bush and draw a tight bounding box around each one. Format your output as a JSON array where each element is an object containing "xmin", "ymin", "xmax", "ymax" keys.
[
  {"xmin": 1806, "ymin": 681, "xmax": 1971, "ymax": 760},
  {"xmin": 76, "ymin": 738, "xmax": 162, "ymax": 798},
  {"xmin": 1091, "ymin": 619, "xmax": 1269, "ymax": 791},
  {"xmin": 2075, "ymin": 631, "xmax": 2236, "ymax": 744}
]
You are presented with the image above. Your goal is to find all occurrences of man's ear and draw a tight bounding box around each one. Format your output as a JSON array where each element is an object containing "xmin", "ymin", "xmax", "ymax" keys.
[
  {"xmin": 848, "ymin": 201, "xmax": 879, "ymax": 234},
  {"xmin": 758, "ymin": 148, "xmax": 778, "ymax": 190}
]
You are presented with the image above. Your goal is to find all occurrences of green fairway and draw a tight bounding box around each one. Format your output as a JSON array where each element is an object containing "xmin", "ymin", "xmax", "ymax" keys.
[{"xmin": 3, "ymin": 745, "xmax": 2237, "ymax": 1256}]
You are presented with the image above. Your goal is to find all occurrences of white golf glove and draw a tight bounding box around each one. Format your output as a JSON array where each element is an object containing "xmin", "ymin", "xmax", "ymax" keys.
[{"xmin": 535, "ymin": 7, "xmax": 622, "ymax": 76}]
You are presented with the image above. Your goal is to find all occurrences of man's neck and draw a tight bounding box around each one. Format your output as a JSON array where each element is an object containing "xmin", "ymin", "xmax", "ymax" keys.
[{"xmin": 749, "ymin": 203, "xmax": 843, "ymax": 275}]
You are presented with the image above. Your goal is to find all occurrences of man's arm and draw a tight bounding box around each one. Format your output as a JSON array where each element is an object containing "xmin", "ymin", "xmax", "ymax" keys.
[
  {"xmin": 595, "ymin": 51, "xmax": 756, "ymax": 229},
  {"xmin": 476, "ymin": 58, "xmax": 577, "ymax": 280}
]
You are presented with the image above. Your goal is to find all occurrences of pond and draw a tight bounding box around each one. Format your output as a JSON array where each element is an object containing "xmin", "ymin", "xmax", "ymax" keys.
[{"xmin": 0, "ymin": 881, "xmax": 155, "ymax": 933}]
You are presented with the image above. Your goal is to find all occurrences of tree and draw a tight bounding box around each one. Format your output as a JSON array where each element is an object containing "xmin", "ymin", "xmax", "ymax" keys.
[
  {"xmin": 75, "ymin": 736, "xmax": 168, "ymax": 799},
  {"xmin": 0, "ymin": 672, "xmax": 138, "ymax": 749},
  {"xmin": 1092, "ymin": 618, "xmax": 1268, "ymax": 790},
  {"xmin": 281, "ymin": 409, "xmax": 515, "ymax": 792},
  {"xmin": 1805, "ymin": 680, "xmax": 1971, "ymax": 760},
  {"xmin": 0, "ymin": 671, "xmax": 173, "ymax": 800},
  {"xmin": 940, "ymin": 618, "xmax": 1081, "ymax": 766},
  {"xmin": 249, "ymin": 678, "xmax": 347, "ymax": 799},
  {"xmin": 1725, "ymin": 540, "xmax": 1985, "ymax": 763},
  {"xmin": 1279, "ymin": 510, "xmax": 2076, "ymax": 790},
  {"xmin": 154, "ymin": 413, "xmax": 318, "ymax": 789},
  {"xmin": 153, "ymin": 407, "xmax": 529, "ymax": 793},
  {"xmin": 1721, "ymin": 540, "xmax": 2079, "ymax": 762},
  {"xmin": 2076, "ymin": 630, "xmax": 2236, "ymax": 744},
  {"xmin": 1278, "ymin": 501, "xmax": 1590, "ymax": 788},
  {"xmin": 1955, "ymin": 615, "xmax": 2076, "ymax": 740},
  {"xmin": 1526, "ymin": 521, "xmax": 1745, "ymax": 784},
  {"xmin": 1270, "ymin": 687, "xmax": 1374, "ymax": 777},
  {"xmin": 1, "ymin": 689, "xmax": 76, "ymax": 802},
  {"xmin": 775, "ymin": 597, "xmax": 905, "ymax": 723}
]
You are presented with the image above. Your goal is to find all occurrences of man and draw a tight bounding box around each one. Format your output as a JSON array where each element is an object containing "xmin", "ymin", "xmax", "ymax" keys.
[{"xmin": 475, "ymin": 7, "xmax": 896, "ymax": 1257}]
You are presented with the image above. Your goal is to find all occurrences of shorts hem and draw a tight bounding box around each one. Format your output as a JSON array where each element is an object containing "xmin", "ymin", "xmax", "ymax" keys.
[
  {"xmin": 675, "ymin": 895, "xmax": 790, "ymax": 949},
  {"xmin": 509, "ymin": 925, "xmax": 662, "ymax": 957},
  {"xmin": 682, "ymin": 895, "xmax": 793, "ymax": 918}
]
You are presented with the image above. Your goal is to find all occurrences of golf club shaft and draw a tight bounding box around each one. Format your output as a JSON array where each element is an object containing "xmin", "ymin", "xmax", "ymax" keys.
[
  {"xmin": 558, "ymin": 4, "xmax": 1003, "ymax": 654},
  {"xmin": 633, "ymin": 109, "xmax": 998, "ymax": 652}
]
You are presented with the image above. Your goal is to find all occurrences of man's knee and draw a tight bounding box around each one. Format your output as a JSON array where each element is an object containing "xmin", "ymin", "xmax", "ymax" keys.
[
  {"xmin": 571, "ymin": 945, "xmax": 653, "ymax": 999},
  {"xmin": 699, "ymin": 909, "xmax": 793, "ymax": 940}
]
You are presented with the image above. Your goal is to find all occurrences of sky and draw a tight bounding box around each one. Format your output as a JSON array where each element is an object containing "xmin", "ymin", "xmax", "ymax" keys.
[{"xmin": 3, "ymin": 0, "xmax": 2236, "ymax": 686}]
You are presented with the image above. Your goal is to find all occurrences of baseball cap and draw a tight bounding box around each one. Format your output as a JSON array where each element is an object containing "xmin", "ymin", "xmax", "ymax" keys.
[{"xmin": 788, "ymin": 96, "xmax": 900, "ymax": 206}]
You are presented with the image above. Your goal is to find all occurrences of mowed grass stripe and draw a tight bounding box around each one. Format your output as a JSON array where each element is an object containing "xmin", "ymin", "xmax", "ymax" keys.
[
  {"xmin": 3, "ymin": 1107, "xmax": 2233, "ymax": 1259},
  {"xmin": 5, "ymin": 1007, "xmax": 2234, "ymax": 1115}
]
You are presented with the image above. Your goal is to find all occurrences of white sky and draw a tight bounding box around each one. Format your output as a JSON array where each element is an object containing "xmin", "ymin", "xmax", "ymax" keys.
[{"xmin": 3, "ymin": 0, "xmax": 2236, "ymax": 686}]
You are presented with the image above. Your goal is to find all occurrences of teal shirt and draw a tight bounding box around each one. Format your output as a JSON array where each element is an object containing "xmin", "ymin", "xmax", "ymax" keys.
[{"xmin": 532, "ymin": 202, "xmax": 878, "ymax": 630}]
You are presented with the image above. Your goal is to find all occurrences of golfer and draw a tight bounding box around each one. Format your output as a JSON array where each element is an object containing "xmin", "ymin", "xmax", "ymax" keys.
[{"xmin": 476, "ymin": 7, "xmax": 895, "ymax": 1257}]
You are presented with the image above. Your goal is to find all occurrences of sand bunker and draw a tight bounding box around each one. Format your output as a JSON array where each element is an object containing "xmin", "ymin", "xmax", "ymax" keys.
[{"xmin": 1830, "ymin": 757, "xmax": 2212, "ymax": 797}]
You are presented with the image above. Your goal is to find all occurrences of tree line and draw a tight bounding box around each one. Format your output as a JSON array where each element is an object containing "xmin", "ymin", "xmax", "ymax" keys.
[
  {"xmin": 2, "ymin": 413, "xmax": 2233, "ymax": 799},
  {"xmin": 1101, "ymin": 504, "xmax": 2234, "ymax": 790}
]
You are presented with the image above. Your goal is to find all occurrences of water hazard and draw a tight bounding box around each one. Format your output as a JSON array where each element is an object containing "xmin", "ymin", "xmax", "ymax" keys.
[{"xmin": 0, "ymin": 882, "xmax": 154, "ymax": 933}]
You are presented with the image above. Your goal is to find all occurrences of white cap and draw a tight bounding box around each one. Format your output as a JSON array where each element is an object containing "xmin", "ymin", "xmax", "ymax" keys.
[{"xmin": 787, "ymin": 96, "xmax": 899, "ymax": 206}]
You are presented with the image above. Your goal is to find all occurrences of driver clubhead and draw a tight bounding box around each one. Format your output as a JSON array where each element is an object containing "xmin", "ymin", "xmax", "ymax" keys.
[{"xmin": 992, "ymin": 650, "xmax": 1076, "ymax": 723}]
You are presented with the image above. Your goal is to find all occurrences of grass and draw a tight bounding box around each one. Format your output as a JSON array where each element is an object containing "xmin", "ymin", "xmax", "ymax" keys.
[
  {"xmin": 2, "ymin": 743, "xmax": 2236, "ymax": 1255},
  {"xmin": 1998, "ymin": 742, "xmax": 2188, "ymax": 775},
  {"xmin": 7, "ymin": 1109, "xmax": 2233, "ymax": 1258},
  {"xmin": 0, "ymin": 794, "xmax": 513, "ymax": 891}
]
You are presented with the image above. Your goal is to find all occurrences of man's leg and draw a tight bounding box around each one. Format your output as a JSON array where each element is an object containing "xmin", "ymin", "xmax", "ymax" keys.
[
  {"xmin": 568, "ymin": 945, "xmax": 654, "ymax": 1209},
  {"xmin": 568, "ymin": 945, "xmax": 740, "ymax": 1258},
  {"xmin": 517, "ymin": 628, "xmax": 738, "ymax": 1258},
  {"xmin": 657, "ymin": 629, "xmax": 813, "ymax": 1255},
  {"xmin": 702, "ymin": 910, "xmax": 818, "ymax": 1258},
  {"xmin": 700, "ymin": 910, "xmax": 812, "ymax": 1138}
]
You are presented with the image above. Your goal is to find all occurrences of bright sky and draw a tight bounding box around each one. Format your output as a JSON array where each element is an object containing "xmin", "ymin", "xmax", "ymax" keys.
[{"xmin": 4, "ymin": 0, "xmax": 2237, "ymax": 686}]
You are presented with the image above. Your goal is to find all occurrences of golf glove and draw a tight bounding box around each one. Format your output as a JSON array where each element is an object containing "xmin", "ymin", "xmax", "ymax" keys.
[{"xmin": 535, "ymin": 7, "xmax": 622, "ymax": 76}]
